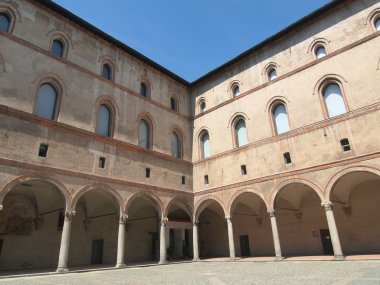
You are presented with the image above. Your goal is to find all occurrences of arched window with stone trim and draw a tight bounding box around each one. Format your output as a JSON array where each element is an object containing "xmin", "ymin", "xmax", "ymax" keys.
[
  {"xmin": 200, "ymin": 131, "xmax": 211, "ymax": 159},
  {"xmin": 34, "ymin": 83, "xmax": 59, "ymax": 120},
  {"xmin": 268, "ymin": 68, "xmax": 277, "ymax": 81},
  {"xmin": 272, "ymin": 103, "xmax": 290, "ymax": 135},
  {"xmin": 323, "ymin": 83, "xmax": 347, "ymax": 118},
  {"xmin": 140, "ymin": 82, "xmax": 150, "ymax": 98},
  {"xmin": 170, "ymin": 97, "xmax": 178, "ymax": 112},
  {"xmin": 234, "ymin": 118, "xmax": 248, "ymax": 147},
  {"xmin": 0, "ymin": 12, "xmax": 10, "ymax": 32},
  {"xmin": 101, "ymin": 63, "xmax": 112, "ymax": 80},
  {"xmin": 198, "ymin": 99, "xmax": 206, "ymax": 113},
  {"xmin": 51, "ymin": 39, "xmax": 65, "ymax": 58},
  {"xmin": 232, "ymin": 85, "xmax": 240, "ymax": 97},
  {"xmin": 171, "ymin": 132, "xmax": 182, "ymax": 158},
  {"xmin": 96, "ymin": 104, "xmax": 112, "ymax": 137},
  {"xmin": 315, "ymin": 45, "xmax": 327, "ymax": 59},
  {"xmin": 139, "ymin": 119, "xmax": 151, "ymax": 149}
]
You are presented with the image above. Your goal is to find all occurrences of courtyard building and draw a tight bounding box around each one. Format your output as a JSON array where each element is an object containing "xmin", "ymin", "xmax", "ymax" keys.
[{"xmin": 0, "ymin": 0, "xmax": 379, "ymax": 273}]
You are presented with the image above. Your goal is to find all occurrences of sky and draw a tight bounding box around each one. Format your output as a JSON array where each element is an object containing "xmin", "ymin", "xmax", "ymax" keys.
[{"xmin": 53, "ymin": 0, "xmax": 332, "ymax": 82}]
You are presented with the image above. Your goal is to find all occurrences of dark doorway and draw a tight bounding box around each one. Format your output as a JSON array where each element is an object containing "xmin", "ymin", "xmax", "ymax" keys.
[
  {"xmin": 150, "ymin": 232, "xmax": 158, "ymax": 260},
  {"xmin": 320, "ymin": 229, "xmax": 334, "ymax": 255},
  {"xmin": 91, "ymin": 239, "xmax": 104, "ymax": 264},
  {"xmin": 239, "ymin": 235, "xmax": 250, "ymax": 257}
]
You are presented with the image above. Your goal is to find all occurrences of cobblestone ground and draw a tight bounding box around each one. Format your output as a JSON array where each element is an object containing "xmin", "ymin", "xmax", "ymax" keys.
[{"xmin": 2, "ymin": 261, "xmax": 380, "ymax": 285}]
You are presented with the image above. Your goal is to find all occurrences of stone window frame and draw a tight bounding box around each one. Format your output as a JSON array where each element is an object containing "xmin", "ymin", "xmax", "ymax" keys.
[
  {"xmin": 170, "ymin": 127, "xmax": 184, "ymax": 159},
  {"xmin": 309, "ymin": 39, "xmax": 330, "ymax": 60},
  {"xmin": 136, "ymin": 113, "xmax": 155, "ymax": 150},
  {"xmin": 198, "ymin": 128, "xmax": 211, "ymax": 160},
  {"xmin": 263, "ymin": 62, "xmax": 279, "ymax": 83},
  {"xmin": 139, "ymin": 76, "xmax": 153, "ymax": 99},
  {"xmin": 197, "ymin": 98, "xmax": 207, "ymax": 114},
  {"xmin": 230, "ymin": 114, "xmax": 249, "ymax": 148},
  {"xmin": 94, "ymin": 96, "xmax": 117, "ymax": 138},
  {"xmin": 48, "ymin": 31, "xmax": 72, "ymax": 59},
  {"xmin": 267, "ymin": 99, "xmax": 292, "ymax": 136},
  {"xmin": 170, "ymin": 94, "xmax": 180, "ymax": 112},
  {"xmin": 367, "ymin": 8, "xmax": 380, "ymax": 33},
  {"xmin": 0, "ymin": 4, "xmax": 20, "ymax": 34}
]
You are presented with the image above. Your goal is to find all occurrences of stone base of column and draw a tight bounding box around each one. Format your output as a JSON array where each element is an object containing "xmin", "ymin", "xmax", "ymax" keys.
[
  {"xmin": 158, "ymin": 260, "xmax": 168, "ymax": 265},
  {"xmin": 192, "ymin": 258, "xmax": 200, "ymax": 262},
  {"xmin": 115, "ymin": 263, "xmax": 127, "ymax": 269},
  {"xmin": 334, "ymin": 255, "xmax": 345, "ymax": 261},
  {"xmin": 228, "ymin": 257, "xmax": 236, "ymax": 262},
  {"xmin": 275, "ymin": 256, "xmax": 284, "ymax": 261},
  {"xmin": 56, "ymin": 267, "xmax": 69, "ymax": 273}
]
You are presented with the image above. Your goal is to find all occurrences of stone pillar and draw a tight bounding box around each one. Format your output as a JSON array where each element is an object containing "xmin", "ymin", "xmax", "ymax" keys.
[
  {"xmin": 192, "ymin": 221, "xmax": 200, "ymax": 261},
  {"xmin": 159, "ymin": 217, "xmax": 168, "ymax": 264},
  {"xmin": 226, "ymin": 217, "xmax": 236, "ymax": 261},
  {"xmin": 269, "ymin": 211, "xmax": 283, "ymax": 261},
  {"xmin": 116, "ymin": 214, "xmax": 127, "ymax": 268},
  {"xmin": 56, "ymin": 210, "xmax": 75, "ymax": 273},
  {"xmin": 322, "ymin": 202, "xmax": 344, "ymax": 260}
]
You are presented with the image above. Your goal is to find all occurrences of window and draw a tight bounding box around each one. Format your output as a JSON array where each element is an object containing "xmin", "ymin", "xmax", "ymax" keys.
[
  {"xmin": 283, "ymin": 152, "xmax": 292, "ymax": 164},
  {"xmin": 38, "ymin": 144, "xmax": 49, "ymax": 157},
  {"xmin": 204, "ymin": 175, "xmax": 209, "ymax": 185},
  {"xmin": 99, "ymin": 157, "xmax": 106, "ymax": 168},
  {"xmin": 340, "ymin": 138, "xmax": 351, "ymax": 152},
  {"xmin": 200, "ymin": 101, "xmax": 206, "ymax": 113},
  {"xmin": 273, "ymin": 104, "xmax": 290, "ymax": 135},
  {"xmin": 375, "ymin": 18, "xmax": 380, "ymax": 32},
  {"xmin": 171, "ymin": 132, "xmax": 181, "ymax": 158},
  {"xmin": 268, "ymin": 68, "xmax": 277, "ymax": 81},
  {"xmin": 140, "ymin": 82, "xmax": 148, "ymax": 97},
  {"xmin": 234, "ymin": 119, "xmax": 248, "ymax": 147},
  {"xmin": 241, "ymin": 165, "xmax": 247, "ymax": 175},
  {"xmin": 0, "ymin": 13, "xmax": 10, "ymax": 32},
  {"xmin": 200, "ymin": 131, "xmax": 211, "ymax": 159},
  {"xmin": 34, "ymin": 83, "xmax": 58, "ymax": 120},
  {"xmin": 232, "ymin": 85, "xmax": 240, "ymax": 97},
  {"xmin": 51, "ymin": 39, "xmax": 64, "ymax": 58},
  {"xmin": 139, "ymin": 120, "xmax": 151, "ymax": 149},
  {"xmin": 96, "ymin": 104, "xmax": 111, "ymax": 137},
  {"xmin": 146, "ymin": 168, "xmax": 151, "ymax": 178},
  {"xmin": 101, "ymin": 64, "xmax": 112, "ymax": 80},
  {"xmin": 170, "ymin": 97, "xmax": 178, "ymax": 111},
  {"xmin": 182, "ymin": 176, "xmax": 186, "ymax": 185},
  {"xmin": 315, "ymin": 46, "xmax": 327, "ymax": 59},
  {"xmin": 323, "ymin": 83, "xmax": 347, "ymax": 118}
]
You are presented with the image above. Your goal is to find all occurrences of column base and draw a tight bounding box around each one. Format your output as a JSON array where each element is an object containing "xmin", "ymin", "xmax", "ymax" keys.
[
  {"xmin": 158, "ymin": 260, "xmax": 168, "ymax": 265},
  {"xmin": 192, "ymin": 258, "xmax": 200, "ymax": 262},
  {"xmin": 275, "ymin": 256, "xmax": 284, "ymax": 261},
  {"xmin": 229, "ymin": 257, "xmax": 236, "ymax": 262},
  {"xmin": 56, "ymin": 267, "xmax": 69, "ymax": 273},
  {"xmin": 115, "ymin": 263, "xmax": 127, "ymax": 269},
  {"xmin": 334, "ymin": 255, "xmax": 345, "ymax": 261}
]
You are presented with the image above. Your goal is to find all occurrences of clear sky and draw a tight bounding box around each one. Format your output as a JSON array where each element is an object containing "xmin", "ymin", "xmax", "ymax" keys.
[{"xmin": 52, "ymin": 0, "xmax": 331, "ymax": 82}]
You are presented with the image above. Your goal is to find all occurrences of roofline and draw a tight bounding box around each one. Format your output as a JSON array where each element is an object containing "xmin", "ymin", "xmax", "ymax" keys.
[
  {"xmin": 34, "ymin": 0, "xmax": 191, "ymax": 86},
  {"xmin": 34, "ymin": 0, "xmax": 352, "ymax": 88}
]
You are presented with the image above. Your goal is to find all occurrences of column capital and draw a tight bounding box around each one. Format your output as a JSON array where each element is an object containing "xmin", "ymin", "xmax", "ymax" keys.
[
  {"xmin": 161, "ymin": 217, "xmax": 168, "ymax": 226},
  {"xmin": 192, "ymin": 220, "xmax": 199, "ymax": 226},
  {"xmin": 268, "ymin": 211, "xmax": 276, "ymax": 218},
  {"xmin": 322, "ymin": 201, "xmax": 333, "ymax": 211},
  {"xmin": 119, "ymin": 214, "xmax": 128, "ymax": 224},
  {"xmin": 225, "ymin": 216, "xmax": 232, "ymax": 222},
  {"xmin": 65, "ymin": 210, "xmax": 76, "ymax": 221}
]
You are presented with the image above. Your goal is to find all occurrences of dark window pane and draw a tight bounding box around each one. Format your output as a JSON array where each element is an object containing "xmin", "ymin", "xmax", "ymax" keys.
[
  {"xmin": 51, "ymin": 40, "xmax": 64, "ymax": 57},
  {"xmin": 34, "ymin": 84, "xmax": 58, "ymax": 120},
  {"xmin": 171, "ymin": 97, "xmax": 177, "ymax": 111},
  {"xmin": 0, "ymin": 14, "xmax": 10, "ymax": 32},
  {"xmin": 141, "ymin": 83, "xmax": 147, "ymax": 97},
  {"xmin": 101, "ymin": 64, "xmax": 111, "ymax": 80}
]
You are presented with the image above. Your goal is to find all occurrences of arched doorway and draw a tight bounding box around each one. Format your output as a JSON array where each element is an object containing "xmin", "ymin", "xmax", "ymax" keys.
[
  {"xmin": 125, "ymin": 194, "xmax": 162, "ymax": 263},
  {"xmin": 229, "ymin": 192, "xmax": 273, "ymax": 258},
  {"xmin": 274, "ymin": 182, "xmax": 330, "ymax": 257},
  {"xmin": 0, "ymin": 180, "xmax": 66, "ymax": 270},
  {"xmin": 69, "ymin": 188, "xmax": 121, "ymax": 267},
  {"xmin": 196, "ymin": 199, "xmax": 228, "ymax": 259},
  {"xmin": 329, "ymin": 170, "xmax": 380, "ymax": 255}
]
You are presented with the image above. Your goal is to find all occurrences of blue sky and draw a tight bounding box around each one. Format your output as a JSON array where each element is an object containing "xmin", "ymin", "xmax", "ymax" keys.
[{"xmin": 53, "ymin": 0, "xmax": 331, "ymax": 82}]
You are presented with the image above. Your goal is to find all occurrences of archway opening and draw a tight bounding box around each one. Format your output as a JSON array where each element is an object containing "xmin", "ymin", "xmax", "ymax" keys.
[
  {"xmin": 125, "ymin": 195, "xmax": 161, "ymax": 263},
  {"xmin": 330, "ymin": 171, "xmax": 380, "ymax": 255},
  {"xmin": 197, "ymin": 200, "xmax": 228, "ymax": 259},
  {"xmin": 0, "ymin": 180, "xmax": 66, "ymax": 270},
  {"xmin": 275, "ymin": 183, "xmax": 329, "ymax": 257},
  {"xmin": 69, "ymin": 189, "xmax": 119, "ymax": 267},
  {"xmin": 230, "ymin": 193, "xmax": 273, "ymax": 258}
]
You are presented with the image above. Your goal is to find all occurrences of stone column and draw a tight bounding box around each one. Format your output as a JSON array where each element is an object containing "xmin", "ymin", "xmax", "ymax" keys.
[
  {"xmin": 226, "ymin": 217, "xmax": 236, "ymax": 261},
  {"xmin": 116, "ymin": 214, "xmax": 127, "ymax": 268},
  {"xmin": 159, "ymin": 217, "xmax": 168, "ymax": 264},
  {"xmin": 56, "ymin": 210, "xmax": 75, "ymax": 273},
  {"xmin": 192, "ymin": 221, "xmax": 200, "ymax": 261},
  {"xmin": 269, "ymin": 211, "xmax": 283, "ymax": 261},
  {"xmin": 322, "ymin": 202, "xmax": 344, "ymax": 260}
]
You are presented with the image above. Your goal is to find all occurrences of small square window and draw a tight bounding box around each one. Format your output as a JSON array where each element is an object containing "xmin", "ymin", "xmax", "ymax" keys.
[
  {"xmin": 146, "ymin": 168, "xmax": 151, "ymax": 178},
  {"xmin": 241, "ymin": 165, "xmax": 247, "ymax": 175},
  {"xmin": 99, "ymin": 157, "xmax": 106, "ymax": 168},
  {"xmin": 283, "ymin": 152, "xmax": 292, "ymax": 164},
  {"xmin": 182, "ymin": 176, "xmax": 186, "ymax": 185},
  {"xmin": 340, "ymin": 138, "xmax": 351, "ymax": 152},
  {"xmin": 204, "ymin": 175, "xmax": 209, "ymax": 185},
  {"xmin": 38, "ymin": 144, "xmax": 48, "ymax": 157}
]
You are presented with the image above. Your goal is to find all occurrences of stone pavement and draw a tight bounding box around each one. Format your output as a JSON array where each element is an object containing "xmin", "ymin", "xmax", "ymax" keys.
[{"xmin": 2, "ymin": 260, "xmax": 380, "ymax": 285}]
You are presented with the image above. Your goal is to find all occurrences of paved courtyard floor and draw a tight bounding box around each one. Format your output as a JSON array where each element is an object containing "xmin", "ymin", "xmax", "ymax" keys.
[{"xmin": 2, "ymin": 260, "xmax": 380, "ymax": 285}]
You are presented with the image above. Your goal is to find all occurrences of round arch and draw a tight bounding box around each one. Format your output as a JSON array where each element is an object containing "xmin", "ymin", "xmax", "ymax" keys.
[
  {"xmin": 194, "ymin": 195, "xmax": 227, "ymax": 221},
  {"xmin": 226, "ymin": 188, "xmax": 268, "ymax": 218},
  {"xmin": 0, "ymin": 173, "xmax": 71, "ymax": 210},
  {"xmin": 124, "ymin": 191, "xmax": 164, "ymax": 218},
  {"xmin": 164, "ymin": 196, "xmax": 193, "ymax": 220}
]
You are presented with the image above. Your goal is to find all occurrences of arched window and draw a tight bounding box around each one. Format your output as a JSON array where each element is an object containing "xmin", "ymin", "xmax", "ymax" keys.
[
  {"xmin": 323, "ymin": 83, "xmax": 347, "ymax": 118},
  {"xmin": 140, "ymin": 82, "xmax": 149, "ymax": 97},
  {"xmin": 272, "ymin": 104, "xmax": 290, "ymax": 135},
  {"xmin": 199, "ymin": 101, "xmax": 206, "ymax": 113},
  {"xmin": 232, "ymin": 85, "xmax": 240, "ymax": 97},
  {"xmin": 101, "ymin": 64, "xmax": 112, "ymax": 80},
  {"xmin": 96, "ymin": 104, "xmax": 111, "ymax": 137},
  {"xmin": 200, "ymin": 132, "xmax": 211, "ymax": 159},
  {"xmin": 0, "ymin": 13, "xmax": 10, "ymax": 32},
  {"xmin": 171, "ymin": 132, "xmax": 182, "ymax": 158},
  {"xmin": 34, "ymin": 83, "xmax": 58, "ymax": 120},
  {"xmin": 234, "ymin": 119, "xmax": 248, "ymax": 147},
  {"xmin": 268, "ymin": 68, "xmax": 277, "ymax": 81},
  {"xmin": 138, "ymin": 120, "xmax": 151, "ymax": 149},
  {"xmin": 170, "ymin": 97, "xmax": 178, "ymax": 111},
  {"xmin": 375, "ymin": 18, "xmax": 380, "ymax": 32},
  {"xmin": 51, "ymin": 39, "xmax": 64, "ymax": 58},
  {"xmin": 315, "ymin": 46, "xmax": 327, "ymax": 59}
]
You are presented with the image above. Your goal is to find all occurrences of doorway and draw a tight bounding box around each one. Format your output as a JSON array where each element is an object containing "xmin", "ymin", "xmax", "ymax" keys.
[
  {"xmin": 320, "ymin": 229, "xmax": 334, "ymax": 255},
  {"xmin": 91, "ymin": 239, "xmax": 104, "ymax": 264},
  {"xmin": 239, "ymin": 235, "xmax": 250, "ymax": 257}
]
